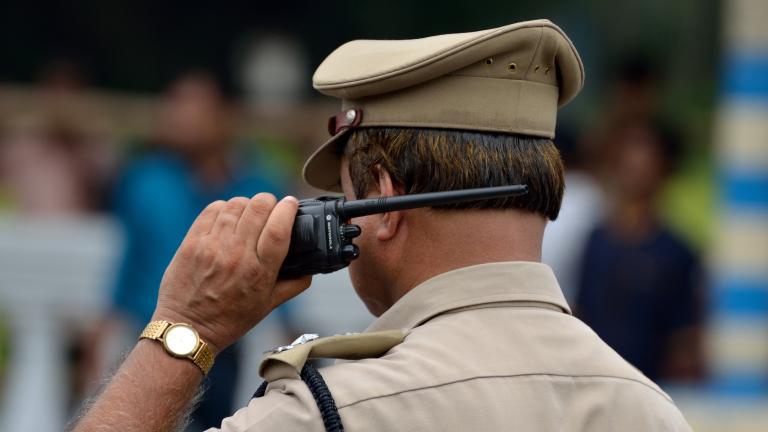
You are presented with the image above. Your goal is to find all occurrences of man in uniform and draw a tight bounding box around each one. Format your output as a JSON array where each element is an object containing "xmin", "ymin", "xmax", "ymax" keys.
[{"xmin": 73, "ymin": 19, "xmax": 692, "ymax": 431}]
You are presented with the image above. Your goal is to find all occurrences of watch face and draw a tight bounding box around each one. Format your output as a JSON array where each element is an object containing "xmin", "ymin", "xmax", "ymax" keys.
[{"xmin": 164, "ymin": 324, "xmax": 199, "ymax": 356}]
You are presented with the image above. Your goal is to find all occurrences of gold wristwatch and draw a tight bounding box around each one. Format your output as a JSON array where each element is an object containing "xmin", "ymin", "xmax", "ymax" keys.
[{"xmin": 139, "ymin": 320, "xmax": 215, "ymax": 375}]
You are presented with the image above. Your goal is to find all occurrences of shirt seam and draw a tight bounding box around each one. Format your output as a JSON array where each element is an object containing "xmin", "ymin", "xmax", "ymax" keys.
[
  {"xmin": 408, "ymin": 294, "xmax": 571, "ymax": 329},
  {"xmin": 370, "ymin": 292, "xmax": 570, "ymax": 332},
  {"xmin": 414, "ymin": 300, "xmax": 566, "ymax": 329},
  {"xmin": 336, "ymin": 373, "xmax": 673, "ymax": 410}
]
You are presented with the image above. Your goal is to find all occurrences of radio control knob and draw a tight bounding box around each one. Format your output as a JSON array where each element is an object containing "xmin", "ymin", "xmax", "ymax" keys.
[
  {"xmin": 341, "ymin": 224, "xmax": 362, "ymax": 239},
  {"xmin": 341, "ymin": 244, "xmax": 360, "ymax": 261}
]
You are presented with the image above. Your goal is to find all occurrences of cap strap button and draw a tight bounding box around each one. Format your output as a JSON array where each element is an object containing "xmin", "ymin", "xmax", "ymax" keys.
[{"xmin": 327, "ymin": 108, "xmax": 364, "ymax": 135}]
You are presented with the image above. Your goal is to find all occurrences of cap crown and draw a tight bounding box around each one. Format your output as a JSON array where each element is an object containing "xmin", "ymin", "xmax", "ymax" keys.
[{"xmin": 304, "ymin": 19, "xmax": 585, "ymax": 192}]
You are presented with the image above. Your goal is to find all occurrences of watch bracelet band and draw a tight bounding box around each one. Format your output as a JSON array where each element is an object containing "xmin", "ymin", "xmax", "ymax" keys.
[
  {"xmin": 140, "ymin": 320, "xmax": 171, "ymax": 340},
  {"xmin": 139, "ymin": 320, "xmax": 215, "ymax": 375},
  {"xmin": 192, "ymin": 343, "xmax": 215, "ymax": 375}
]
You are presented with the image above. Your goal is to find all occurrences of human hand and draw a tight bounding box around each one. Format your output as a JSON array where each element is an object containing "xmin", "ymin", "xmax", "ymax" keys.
[{"xmin": 152, "ymin": 193, "xmax": 312, "ymax": 354}]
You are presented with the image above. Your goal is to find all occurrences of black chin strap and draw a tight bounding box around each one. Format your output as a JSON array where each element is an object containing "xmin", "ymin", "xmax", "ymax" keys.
[{"xmin": 252, "ymin": 363, "xmax": 344, "ymax": 432}]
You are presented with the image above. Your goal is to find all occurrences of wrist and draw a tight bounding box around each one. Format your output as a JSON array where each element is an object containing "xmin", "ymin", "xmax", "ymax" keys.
[
  {"xmin": 136, "ymin": 338, "xmax": 204, "ymax": 376},
  {"xmin": 150, "ymin": 308, "xmax": 223, "ymax": 356}
]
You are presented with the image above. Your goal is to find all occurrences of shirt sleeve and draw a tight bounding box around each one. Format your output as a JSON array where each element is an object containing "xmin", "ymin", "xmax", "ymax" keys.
[{"xmin": 207, "ymin": 378, "xmax": 327, "ymax": 432}]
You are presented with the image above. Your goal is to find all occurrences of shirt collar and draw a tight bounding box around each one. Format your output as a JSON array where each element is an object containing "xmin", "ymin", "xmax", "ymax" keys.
[{"xmin": 366, "ymin": 261, "xmax": 571, "ymax": 332}]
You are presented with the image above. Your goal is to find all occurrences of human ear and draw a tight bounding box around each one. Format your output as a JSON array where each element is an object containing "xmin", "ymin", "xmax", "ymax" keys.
[{"xmin": 371, "ymin": 165, "xmax": 403, "ymax": 241}]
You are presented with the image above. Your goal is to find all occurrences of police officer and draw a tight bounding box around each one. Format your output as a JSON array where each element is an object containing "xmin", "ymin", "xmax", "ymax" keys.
[{"xmin": 73, "ymin": 19, "xmax": 692, "ymax": 431}]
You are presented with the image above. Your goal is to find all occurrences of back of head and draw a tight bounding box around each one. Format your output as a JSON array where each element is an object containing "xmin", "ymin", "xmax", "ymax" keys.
[{"xmin": 345, "ymin": 127, "xmax": 564, "ymax": 220}]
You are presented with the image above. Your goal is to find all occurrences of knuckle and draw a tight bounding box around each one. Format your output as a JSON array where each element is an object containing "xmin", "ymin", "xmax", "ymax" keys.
[
  {"xmin": 255, "ymin": 192, "xmax": 277, "ymax": 206},
  {"xmin": 177, "ymin": 240, "xmax": 196, "ymax": 259},
  {"xmin": 228, "ymin": 196, "xmax": 250, "ymax": 207},
  {"xmin": 243, "ymin": 261, "xmax": 265, "ymax": 281},
  {"xmin": 216, "ymin": 212, "xmax": 239, "ymax": 226},
  {"xmin": 256, "ymin": 193, "xmax": 278, "ymax": 208},
  {"xmin": 223, "ymin": 197, "xmax": 247, "ymax": 213},
  {"xmin": 196, "ymin": 243, "xmax": 218, "ymax": 268},
  {"xmin": 249, "ymin": 194, "xmax": 277, "ymax": 216},
  {"xmin": 264, "ymin": 225, "xmax": 288, "ymax": 244},
  {"xmin": 207, "ymin": 200, "xmax": 226, "ymax": 211}
]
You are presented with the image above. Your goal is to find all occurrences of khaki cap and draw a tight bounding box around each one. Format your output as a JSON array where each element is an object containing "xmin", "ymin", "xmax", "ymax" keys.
[{"xmin": 304, "ymin": 19, "xmax": 584, "ymax": 192}]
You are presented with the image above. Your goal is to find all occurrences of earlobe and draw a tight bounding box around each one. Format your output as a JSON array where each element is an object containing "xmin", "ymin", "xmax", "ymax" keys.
[{"xmin": 372, "ymin": 165, "xmax": 403, "ymax": 241}]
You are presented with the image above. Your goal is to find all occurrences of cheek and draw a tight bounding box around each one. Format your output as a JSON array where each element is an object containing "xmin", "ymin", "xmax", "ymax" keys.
[
  {"xmin": 346, "ymin": 215, "xmax": 386, "ymax": 311},
  {"xmin": 348, "ymin": 216, "xmax": 377, "ymax": 268},
  {"xmin": 347, "ymin": 260, "xmax": 365, "ymax": 299}
]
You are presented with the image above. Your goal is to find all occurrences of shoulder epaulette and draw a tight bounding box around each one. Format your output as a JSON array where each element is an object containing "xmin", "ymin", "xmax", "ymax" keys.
[{"xmin": 259, "ymin": 329, "xmax": 407, "ymax": 382}]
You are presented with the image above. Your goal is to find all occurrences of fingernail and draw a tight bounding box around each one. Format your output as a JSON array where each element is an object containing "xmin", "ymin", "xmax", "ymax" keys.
[{"xmin": 284, "ymin": 196, "xmax": 298, "ymax": 203}]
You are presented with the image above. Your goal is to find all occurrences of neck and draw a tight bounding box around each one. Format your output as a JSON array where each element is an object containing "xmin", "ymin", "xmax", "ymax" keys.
[
  {"xmin": 609, "ymin": 195, "xmax": 658, "ymax": 240},
  {"xmin": 383, "ymin": 209, "xmax": 546, "ymax": 308}
]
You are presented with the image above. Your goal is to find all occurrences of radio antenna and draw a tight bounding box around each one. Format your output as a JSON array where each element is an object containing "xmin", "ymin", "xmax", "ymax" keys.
[{"xmin": 337, "ymin": 184, "xmax": 528, "ymax": 219}]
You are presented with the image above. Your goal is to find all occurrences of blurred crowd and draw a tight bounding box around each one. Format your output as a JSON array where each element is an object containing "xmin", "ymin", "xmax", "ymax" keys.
[{"xmin": 0, "ymin": 54, "xmax": 710, "ymax": 429}]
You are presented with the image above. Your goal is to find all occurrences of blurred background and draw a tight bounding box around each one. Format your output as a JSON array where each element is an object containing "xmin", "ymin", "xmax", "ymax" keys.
[{"xmin": 0, "ymin": 0, "xmax": 765, "ymax": 431}]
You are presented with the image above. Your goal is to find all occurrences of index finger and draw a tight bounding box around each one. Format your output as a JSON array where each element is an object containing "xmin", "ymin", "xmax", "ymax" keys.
[
  {"xmin": 255, "ymin": 196, "xmax": 299, "ymax": 269},
  {"xmin": 183, "ymin": 200, "xmax": 225, "ymax": 240},
  {"xmin": 235, "ymin": 193, "xmax": 277, "ymax": 246}
]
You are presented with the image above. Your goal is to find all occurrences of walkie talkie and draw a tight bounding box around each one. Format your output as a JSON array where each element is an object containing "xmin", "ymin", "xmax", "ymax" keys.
[{"xmin": 278, "ymin": 184, "xmax": 528, "ymax": 278}]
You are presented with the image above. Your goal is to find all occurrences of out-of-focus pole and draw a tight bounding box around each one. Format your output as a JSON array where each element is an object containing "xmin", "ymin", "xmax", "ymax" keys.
[
  {"xmin": 711, "ymin": 0, "xmax": 768, "ymax": 396},
  {"xmin": 0, "ymin": 216, "xmax": 119, "ymax": 431}
]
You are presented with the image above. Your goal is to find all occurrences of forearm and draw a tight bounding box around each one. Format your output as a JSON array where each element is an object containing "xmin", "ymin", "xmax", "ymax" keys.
[
  {"xmin": 72, "ymin": 339, "xmax": 204, "ymax": 432},
  {"xmin": 70, "ymin": 195, "xmax": 309, "ymax": 430}
]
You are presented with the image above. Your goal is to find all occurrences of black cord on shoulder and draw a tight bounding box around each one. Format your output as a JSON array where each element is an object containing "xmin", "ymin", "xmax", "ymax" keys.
[
  {"xmin": 252, "ymin": 380, "xmax": 268, "ymax": 399},
  {"xmin": 301, "ymin": 363, "xmax": 344, "ymax": 432},
  {"xmin": 252, "ymin": 363, "xmax": 344, "ymax": 432}
]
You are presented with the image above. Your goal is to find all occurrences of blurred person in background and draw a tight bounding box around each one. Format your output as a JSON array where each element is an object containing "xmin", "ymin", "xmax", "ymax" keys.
[
  {"xmin": 0, "ymin": 59, "xmax": 112, "ymax": 214},
  {"xmin": 103, "ymin": 71, "xmax": 285, "ymax": 430},
  {"xmin": 0, "ymin": 115, "xmax": 102, "ymax": 213},
  {"xmin": 603, "ymin": 56, "xmax": 660, "ymax": 126},
  {"xmin": 575, "ymin": 118, "xmax": 705, "ymax": 383},
  {"xmin": 542, "ymin": 128, "xmax": 604, "ymax": 302},
  {"xmin": 544, "ymin": 58, "xmax": 661, "ymax": 304}
]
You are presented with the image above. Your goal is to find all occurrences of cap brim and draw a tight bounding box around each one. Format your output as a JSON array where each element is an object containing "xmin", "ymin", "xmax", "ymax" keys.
[{"xmin": 302, "ymin": 129, "xmax": 351, "ymax": 192}]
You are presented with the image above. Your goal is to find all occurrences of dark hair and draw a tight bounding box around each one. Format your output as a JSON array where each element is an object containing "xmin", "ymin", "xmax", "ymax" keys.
[{"xmin": 344, "ymin": 127, "xmax": 565, "ymax": 221}]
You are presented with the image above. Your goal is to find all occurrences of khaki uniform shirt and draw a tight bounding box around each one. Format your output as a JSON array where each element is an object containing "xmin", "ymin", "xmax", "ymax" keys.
[{"xmin": 213, "ymin": 262, "xmax": 692, "ymax": 431}]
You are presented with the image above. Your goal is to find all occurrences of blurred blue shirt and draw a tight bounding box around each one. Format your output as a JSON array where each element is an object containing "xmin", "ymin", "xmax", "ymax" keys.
[
  {"xmin": 576, "ymin": 223, "xmax": 701, "ymax": 380},
  {"xmin": 111, "ymin": 151, "xmax": 285, "ymax": 327}
]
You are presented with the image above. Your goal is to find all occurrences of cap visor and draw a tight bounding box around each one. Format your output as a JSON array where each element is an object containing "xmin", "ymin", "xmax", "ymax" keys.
[{"xmin": 302, "ymin": 129, "xmax": 351, "ymax": 192}]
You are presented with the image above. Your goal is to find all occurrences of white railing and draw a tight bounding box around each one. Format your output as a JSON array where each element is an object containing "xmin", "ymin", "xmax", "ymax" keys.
[{"xmin": 0, "ymin": 214, "xmax": 122, "ymax": 431}]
